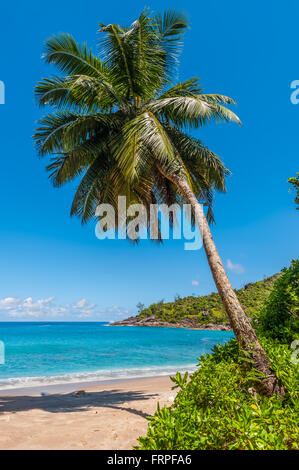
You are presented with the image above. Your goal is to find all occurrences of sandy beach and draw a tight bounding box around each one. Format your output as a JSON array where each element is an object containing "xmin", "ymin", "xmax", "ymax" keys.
[{"xmin": 0, "ymin": 376, "xmax": 174, "ymax": 450}]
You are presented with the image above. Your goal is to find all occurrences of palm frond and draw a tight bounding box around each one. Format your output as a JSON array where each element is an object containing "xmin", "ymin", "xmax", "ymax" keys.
[
  {"xmin": 114, "ymin": 111, "xmax": 175, "ymax": 179},
  {"xmin": 35, "ymin": 76, "xmax": 74, "ymax": 108},
  {"xmin": 43, "ymin": 34, "xmax": 108, "ymax": 78},
  {"xmin": 34, "ymin": 111, "xmax": 121, "ymax": 156},
  {"xmin": 158, "ymin": 78, "xmax": 203, "ymax": 98},
  {"xmin": 46, "ymin": 132, "xmax": 112, "ymax": 186},
  {"xmin": 98, "ymin": 23, "xmax": 135, "ymax": 98},
  {"xmin": 200, "ymin": 94, "xmax": 237, "ymax": 105},
  {"xmin": 70, "ymin": 156, "xmax": 109, "ymax": 223},
  {"xmin": 153, "ymin": 9, "xmax": 189, "ymax": 80},
  {"xmin": 36, "ymin": 74, "xmax": 124, "ymax": 112},
  {"xmin": 148, "ymin": 94, "xmax": 241, "ymax": 128},
  {"xmin": 127, "ymin": 10, "xmax": 166, "ymax": 98},
  {"xmin": 164, "ymin": 124, "xmax": 229, "ymax": 192}
]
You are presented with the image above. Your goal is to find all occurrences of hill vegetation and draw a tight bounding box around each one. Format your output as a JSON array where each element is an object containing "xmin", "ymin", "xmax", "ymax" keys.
[
  {"xmin": 138, "ymin": 273, "xmax": 281, "ymax": 326},
  {"xmin": 288, "ymin": 173, "xmax": 299, "ymax": 209}
]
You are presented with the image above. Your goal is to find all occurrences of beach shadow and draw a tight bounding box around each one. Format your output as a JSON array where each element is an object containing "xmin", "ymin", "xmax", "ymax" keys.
[{"xmin": 0, "ymin": 389, "xmax": 158, "ymax": 419}]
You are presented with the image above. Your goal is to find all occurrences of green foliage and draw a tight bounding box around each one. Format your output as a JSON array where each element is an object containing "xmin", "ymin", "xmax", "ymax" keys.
[
  {"xmin": 258, "ymin": 260, "xmax": 299, "ymax": 343},
  {"xmin": 136, "ymin": 302, "xmax": 145, "ymax": 314},
  {"xmin": 139, "ymin": 273, "xmax": 280, "ymax": 325},
  {"xmin": 288, "ymin": 173, "xmax": 299, "ymax": 209},
  {"xmin": 137, "ymin": 261, "xmax": 299, "ymax": 450},
  {"xmin": 137, "ymin": 339, "xmax": 299, "ymax": 450}
]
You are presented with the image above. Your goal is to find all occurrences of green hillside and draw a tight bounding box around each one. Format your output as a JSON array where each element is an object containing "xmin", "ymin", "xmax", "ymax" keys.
[{"xmin": 138, "ymin": 274, "xmax": 280, "ymax": 326}]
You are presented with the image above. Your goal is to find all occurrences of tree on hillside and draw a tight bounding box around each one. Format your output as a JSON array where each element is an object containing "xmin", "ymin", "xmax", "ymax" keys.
[
  {"xmin": 136, "ymin": 302, "xmax": 145, "ymax": 314},
  {"xmin": 33, "ymin": 9, "xmax": 284, "ymax": 396}
]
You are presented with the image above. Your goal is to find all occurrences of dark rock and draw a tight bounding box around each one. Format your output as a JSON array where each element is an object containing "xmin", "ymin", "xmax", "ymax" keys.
[
  {"xmin": 73, "ymin": 390, "xmax": 87, "ymax": 397},
  {"xmin": 109, "ymin": 316, "xmax": 232, "ymax": 331},
  {"xmin": 142, "ymin": 315, "xmax": 157, "ymax": 323}
]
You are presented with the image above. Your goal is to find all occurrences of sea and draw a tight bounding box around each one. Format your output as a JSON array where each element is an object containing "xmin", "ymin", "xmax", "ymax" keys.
[{"xmin": 0, "ymin": 322, "xmax": 234, "ymax": 391}]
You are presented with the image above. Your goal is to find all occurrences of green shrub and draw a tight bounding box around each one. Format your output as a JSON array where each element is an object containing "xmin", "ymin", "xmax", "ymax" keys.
[
  {"xmin": 288, "ymin": 173, "xmax": 299, "ymax": 209},
  {"xmin": 137, "ymin": 339, "xmax": 299, "ymax": 450},
  {"xmin": 137, "ymin": 260, "xmax": 299, "ymax": 450},
  {"xmin": 258, "ymin": 259, "xmax": 299, "ymax": 343}
]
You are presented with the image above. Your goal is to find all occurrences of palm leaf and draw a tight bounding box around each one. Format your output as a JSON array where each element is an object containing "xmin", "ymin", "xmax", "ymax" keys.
[
  {"xmin": 153, "ymin": 9, "xmax": 189, "ymax": 80},
  {"xmin": 114, "ymin": 111, "xmax": 175, "ymax": 179},
  {"xmin": 148, "ymin": 95, "xmax": 241, "ymax": 128}
]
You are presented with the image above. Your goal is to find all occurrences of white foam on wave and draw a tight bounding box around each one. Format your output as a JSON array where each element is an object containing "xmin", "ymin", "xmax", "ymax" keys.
[{"xmin": 0, "ymin": 363, "xmax": 197, "ymax": 390}]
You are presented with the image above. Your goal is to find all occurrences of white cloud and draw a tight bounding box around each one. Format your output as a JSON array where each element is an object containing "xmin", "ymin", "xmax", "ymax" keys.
[
  {"xmin": 0, "ymin": 296, "xmax": 130, "ymax": 321},
  {"xmin": 76, "ymin": 299, "xmax": 87, "ymax": 308},
  {"xmin": 0, "ymin": 296, "xmax": 67, "ymax": 318},
  {"xmin": 227, "ymin": 259, "xmax": 245, "ymax": 274},
  {"xmin": 0, "ymin": 297, "xmax": 20, "ymax": 307},
  {"xmin": 191, "ymin": 280, "xmax": 199, "ymax": 286}
]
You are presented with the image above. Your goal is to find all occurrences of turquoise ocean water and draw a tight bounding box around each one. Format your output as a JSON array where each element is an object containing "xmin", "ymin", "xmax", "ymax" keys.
[{"xmin": 0, "ymin": 322, "xmax": 233, "ymax": 390}]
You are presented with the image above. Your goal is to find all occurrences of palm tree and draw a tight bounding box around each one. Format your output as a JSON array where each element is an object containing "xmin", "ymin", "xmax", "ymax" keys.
[{"xmin": 33, "ymin": 10, "xmax": 284, "ymax": 396}]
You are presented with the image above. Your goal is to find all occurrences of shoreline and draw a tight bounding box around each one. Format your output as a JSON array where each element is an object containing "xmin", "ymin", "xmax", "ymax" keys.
[
  {"xmin": 0, "ymin": 362, "xmax": 198, "ymax": 395},
  {"xmin": 0, "ymin": 372, "xmax": 180, "ymax": 396},
  {"xmin": 110, "ymin": 319, "xmax": 232, "ymax": 331}
]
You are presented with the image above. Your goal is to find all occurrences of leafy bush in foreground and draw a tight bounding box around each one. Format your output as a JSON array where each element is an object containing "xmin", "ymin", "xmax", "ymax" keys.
[
  {"xmin": 137, "ymin": 261, "xmax": 299, "ymax": 450},
  {"xmin": 137, "ymin": 339, "xmax": 299, "ymax": 450},
  {"xmin": 258, "ymin": 259, "xmax": 299, "ymax": 343}
]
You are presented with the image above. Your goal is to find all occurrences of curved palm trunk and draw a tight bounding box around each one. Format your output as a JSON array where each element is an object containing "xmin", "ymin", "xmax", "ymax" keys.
[{"xmin": 163, "ymin": 171, "xmax": 285, "ymax": 397}]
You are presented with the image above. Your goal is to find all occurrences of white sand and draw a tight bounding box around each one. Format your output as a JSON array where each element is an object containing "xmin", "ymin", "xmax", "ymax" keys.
[{"xmin": 0, "ymin": 376, "xmax": 174, "ymax": 450}]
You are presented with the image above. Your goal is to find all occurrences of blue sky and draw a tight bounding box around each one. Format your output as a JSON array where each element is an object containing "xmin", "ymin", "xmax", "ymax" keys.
[{"xmin": 0, "ymin": 0, "xmax": 298, "ymax": 321}]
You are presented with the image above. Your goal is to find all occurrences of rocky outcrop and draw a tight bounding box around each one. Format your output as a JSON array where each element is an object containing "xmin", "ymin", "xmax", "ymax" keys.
[{"xmin": 110, "ymin": 314, "xmax": 232, "ymax": 331}]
